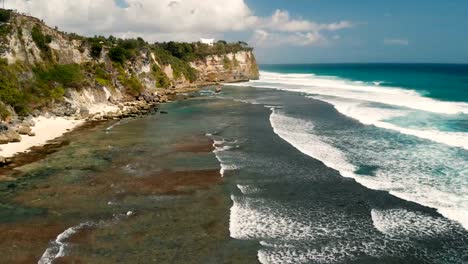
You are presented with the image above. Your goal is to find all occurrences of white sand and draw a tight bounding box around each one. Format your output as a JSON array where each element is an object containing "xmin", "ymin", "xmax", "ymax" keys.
[
  {"xmin": 88, "ymin": 103, "xmax": 119, "ymax": 115},
  {"xmin": 0, "ymin": 116, "xmax": 84, "ymax": 158}
]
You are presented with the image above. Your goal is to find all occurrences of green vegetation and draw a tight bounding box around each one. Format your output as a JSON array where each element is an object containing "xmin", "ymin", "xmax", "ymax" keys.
[
  {"xmin": 0, "ymin": 102, "xmax": 10, "ymax": 120},
  {"xmin": 34, "ymin": 64, "xmax": 84, "ymax": 88},
  {"xmin": 90, "ymin": 42, "xmax": 103, "ymax": 59},
  {"xmin": 115, "ymin": 64, "xmax": 144, "ymax": 96},
  {"xmin": 233, "ymin": 55, "xmax": 239, "ymax": 67},
  {"xmin": 223, "ymin": 56, "xmax": 232, "ymax": 70},
  {"xmin": 0, "ymin": 9, "xmax": 11, "ymax": 23},
  {"xmin": 93, "ymin": 63, "xmax": 112, "ymax": 86},
  {"xmin": 0, "ymin": 59, "xmax": 28, "ymax": 116},
  {"xmin": 0, "ymin": 24, "xmax": 10, "ymax": 41},
  {"xmin": 104, "ymin": 37, "xmax": 147, "ymax": 64},
  {"xmin": 152, "ymin": 47, "xmax": 198, "ymax": 82},
  {"xmin": 31, "ymin": 25, "xmax": 53, "ymax": 59},
  {"xmin": 108, "ymin": 46, "xmax": 131, "ymax": 64},
  {"xmin": 0, "ymin": 60, "xmax": 85, "ymax": 119},
  {"xmin": 151, "ymin": 64, "xmax": 171, "ymax": 88},
  {"xmin": 155, "ymin": 41, "xmax": 252, "ymax": 62}
]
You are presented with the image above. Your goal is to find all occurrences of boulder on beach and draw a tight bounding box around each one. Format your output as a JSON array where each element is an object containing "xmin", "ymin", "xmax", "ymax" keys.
[
  {"xmin": 0, "ymin": 129, "xmax": 22, "ymax": 144},
  {"xmin": 15, "ymin": 125, "xmax": 32, "ymax": 135}
]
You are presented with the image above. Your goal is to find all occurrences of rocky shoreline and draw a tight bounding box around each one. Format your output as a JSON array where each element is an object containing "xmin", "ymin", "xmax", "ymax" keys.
[
  {"xmin": 0, "ymin": 83, "xmax": 223, "ymax": 170},
  {"xmin": 0, "ymin": 89, "xmax": 177, "ymax": 168}
]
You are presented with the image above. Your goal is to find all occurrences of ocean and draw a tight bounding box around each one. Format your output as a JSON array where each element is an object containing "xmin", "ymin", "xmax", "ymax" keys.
[
  {"xmin": 1, "ymin": 64, "xmax": 467, "ymax": 263},
  {"xmin": 221, "ymin": 63, "xmax": 468, "ymax": 263}
]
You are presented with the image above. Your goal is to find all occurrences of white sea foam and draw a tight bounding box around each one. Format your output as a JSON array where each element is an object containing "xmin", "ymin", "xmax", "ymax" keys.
[
  {"xmin": 230, "ymin": 196, "xmax": 389, "ymax": 264},
  {"xmin": 237, "ymin": 184, "xmax": 261, "ymax": 195},
  {"xmin": 211, "ymin": 138, "xmax": 239, "ymax": 177},
  {"xmin": 311, "ymin": 95, "xmax": 468, "ymax": 150},
  {"xmin": 230, "ymin": 196, "xmax": 322, "ymax": 241},
  {"xmin": 38, "ymin": 222, "xmax": 93, "ymax": 264},
  {"xmin": 232, "ymin": 71, "xmax": 468, "ymax": 150},
  {"xmin": 370, "ymin": 208, "xmax": 460, "ymax": 238},
  {"xmin": 269, "ymin": 110, "xmax": 468, "ymax": 230},
  {"xmin": 269, "ymin": 110, "xmax": 356, "ymax": 179}
]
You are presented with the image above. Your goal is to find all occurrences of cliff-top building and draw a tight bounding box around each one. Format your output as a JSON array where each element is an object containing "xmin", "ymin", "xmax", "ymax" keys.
[{"xmin": 200, "ymin": 38, "xmax": 214, "ymax": 46}]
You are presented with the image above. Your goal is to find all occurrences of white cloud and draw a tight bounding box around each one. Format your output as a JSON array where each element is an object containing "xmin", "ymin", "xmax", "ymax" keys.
[
  {"xmin": 251, "ymin": 30, "xmax": 326, "ymax": 47},
  {"xmin": 5, "ymin": 0, "xmax": 353, "ymax": 46},
  {"xmin": 384, "ymin": 38, "xmax": 409, "ymax": 45}
]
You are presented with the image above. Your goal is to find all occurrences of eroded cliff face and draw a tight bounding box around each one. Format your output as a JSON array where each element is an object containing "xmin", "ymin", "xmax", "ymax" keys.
[
  {"xmin": 0, "ymin": 11, "xmax": 259, "ymax": 120},
  {"xmin": 191, "ymin": 51, "xmax": 259, "ymax": 83}
]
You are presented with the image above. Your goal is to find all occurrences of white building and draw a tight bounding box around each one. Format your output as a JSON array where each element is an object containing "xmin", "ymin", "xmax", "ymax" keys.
[{"xmin": 200, "ymin": 38, "xmax": 215, "ymax": 46}]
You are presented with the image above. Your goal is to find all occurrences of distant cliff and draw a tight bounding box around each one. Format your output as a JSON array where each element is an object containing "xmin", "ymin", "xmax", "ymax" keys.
[{"xmin": 0, "ymin": 9, "xmax": 259, "ymax": 122}]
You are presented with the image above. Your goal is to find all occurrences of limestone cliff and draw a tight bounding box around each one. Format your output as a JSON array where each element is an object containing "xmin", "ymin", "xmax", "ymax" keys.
[{"xmin": 0, "ymin": 10, "xmax": 259, "ymax": 123}]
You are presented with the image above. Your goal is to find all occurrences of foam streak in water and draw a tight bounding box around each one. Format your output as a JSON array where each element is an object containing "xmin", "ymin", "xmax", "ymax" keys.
[{"xmin": 38, "ymin": 222, "xmax": 93, "ymax": 264}]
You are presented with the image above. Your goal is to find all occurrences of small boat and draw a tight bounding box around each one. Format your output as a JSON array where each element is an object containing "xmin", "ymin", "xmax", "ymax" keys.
[{"xmin": 215, "ymin": 85, "xmax": 222, "ymax": 93}]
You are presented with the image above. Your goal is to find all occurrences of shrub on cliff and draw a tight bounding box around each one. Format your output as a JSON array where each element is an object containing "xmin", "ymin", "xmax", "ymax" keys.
[
  {"xmin": 93, "ymin": 64, "xmax": 112, "ymax": 86},
  {"xmin": 151, "ymin": 64, "xmax": 171, "ymax": 88},
  {"xmin": 31, "ymin": 25, "xmax": 53, "ymax": 59},
  {"xmin": 0, "ymin": 9, "xmax": 11, "ymax": 23},
  {"xmin": 115, "ymin": 65, "xmax": 144, "ymax": 96},
  {"xmin": 109, "ymin": 47, "xmax": 128, "ymax": 64},
  {"xmin": 90, "ymin": 43, "xmax": 103, "ymax": 59},
  {"xmin": 123, "ymin": 74, "xmax": 144, "ymax": 96},
  {"xmin": 108, "ymin": 37, "xmax": 147, "ymax": 64},
  {"xmin": 152, "ymin": 47, "xmax": 198, "ymax": 82},
  {"xmin": 223, "ymin": 56, "xmax": 232, "ymax": 70},
  {"xmin": 35, "ymin": 64, "xmax": 84, "ymax": 88},
  {"xmin": 0, "ymin": 61, "xmax": 28, "ymax": 116}
]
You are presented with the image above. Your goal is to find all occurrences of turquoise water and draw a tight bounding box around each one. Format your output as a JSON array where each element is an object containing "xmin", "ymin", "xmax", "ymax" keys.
[{"xmin": 261, "ymin": 64, "xmax": 468, "ymax": 103}]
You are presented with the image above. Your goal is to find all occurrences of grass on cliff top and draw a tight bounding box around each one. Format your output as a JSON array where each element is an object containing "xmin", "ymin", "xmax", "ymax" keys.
[{"xmin": 155, "ymin": 41, "xmax": 252, "ymax": 62}]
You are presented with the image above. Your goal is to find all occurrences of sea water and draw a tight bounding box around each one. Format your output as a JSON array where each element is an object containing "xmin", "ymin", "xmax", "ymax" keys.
[{"xmin": 216, "ymin": 63, "xmax": 468, "ymax": 263}]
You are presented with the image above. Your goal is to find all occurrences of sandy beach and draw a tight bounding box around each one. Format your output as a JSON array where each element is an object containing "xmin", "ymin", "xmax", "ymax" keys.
[{"xmin": 0, "ymin": 116, "xmax": 83, "ymax": 158}]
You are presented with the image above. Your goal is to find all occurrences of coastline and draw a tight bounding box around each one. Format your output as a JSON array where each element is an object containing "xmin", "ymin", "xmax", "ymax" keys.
[
  {"xmin": 0, "ymin": 94, "xmax": 163, "ymax": 170},
  {"xmin": 0, "ymin": 116, "xmax": 83, "ymax": 158},
  {"xmin": 0, "ymin": 82, "xmax": 236, "ymax": 177}
]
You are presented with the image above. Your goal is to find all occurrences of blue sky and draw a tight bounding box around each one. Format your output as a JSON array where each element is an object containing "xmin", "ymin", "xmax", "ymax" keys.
[
  {"xmin": 8, "ymin": 0, "xmax": 468, "ymax": 64},
  {"xmin": 242, "ymin": 0, "xmax": 468, "ymax": 63}
]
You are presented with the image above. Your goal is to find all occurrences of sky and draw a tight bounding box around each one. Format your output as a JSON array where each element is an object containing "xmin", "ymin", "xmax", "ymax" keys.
[{"xmin": 5, "ymin": 0, "xmax": 468, "ymax": 63}]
